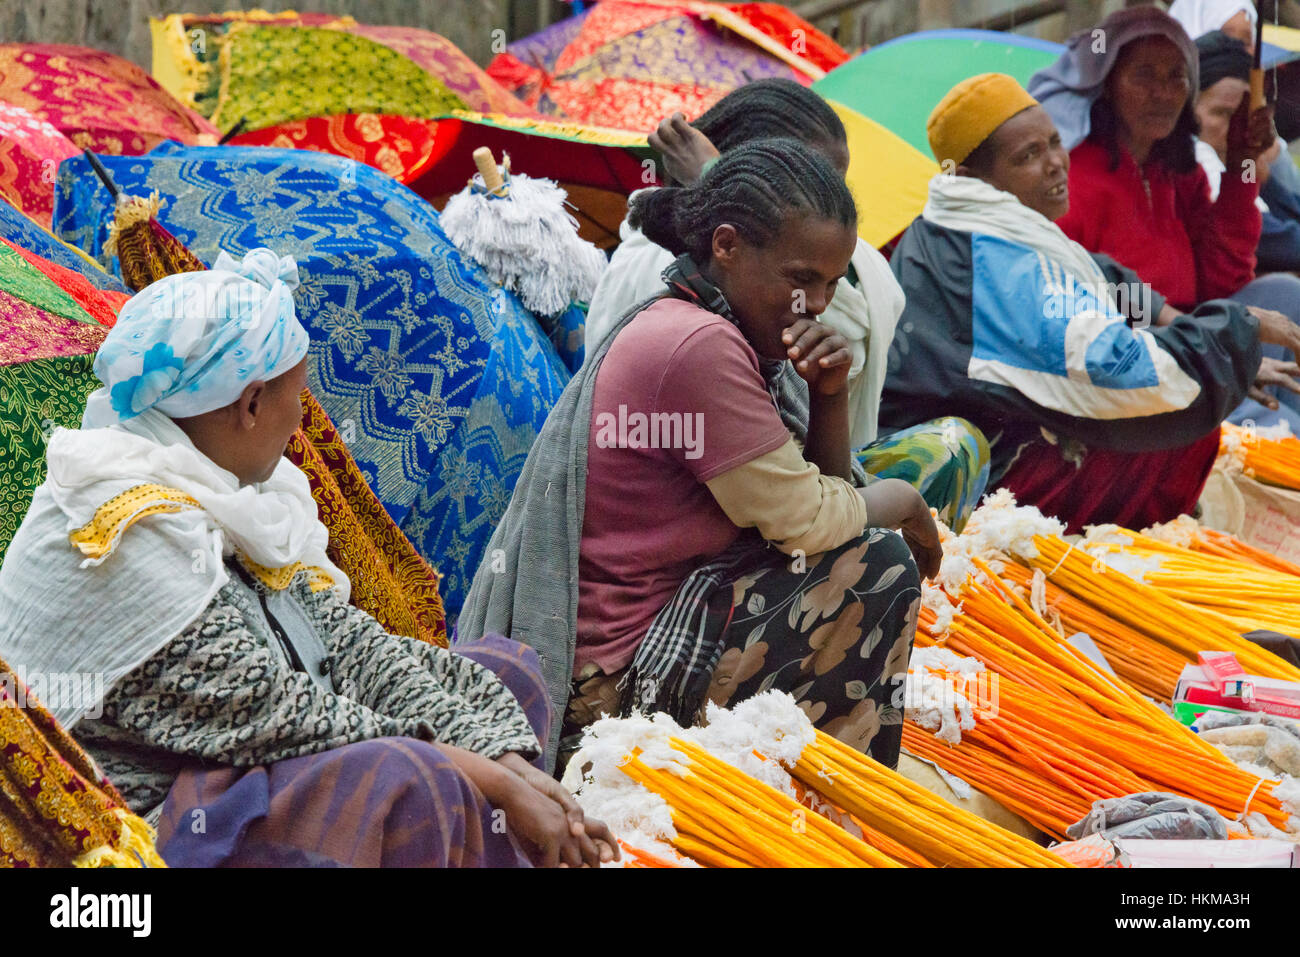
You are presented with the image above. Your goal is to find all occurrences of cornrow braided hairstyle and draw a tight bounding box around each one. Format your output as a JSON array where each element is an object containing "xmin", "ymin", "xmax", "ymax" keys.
[
  {"xmin": 629, "ymin": 138, "xmax": 857, "ymax": 264},
  {"xmin": 692, "ymin": 78, "xmax": 847, "ymax": 155}
]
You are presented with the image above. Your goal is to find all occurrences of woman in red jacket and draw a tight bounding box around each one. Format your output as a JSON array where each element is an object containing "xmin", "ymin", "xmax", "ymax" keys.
[{"xmin": 1029, "ymin": 4, "xmax": 1300, "ymax": 431}]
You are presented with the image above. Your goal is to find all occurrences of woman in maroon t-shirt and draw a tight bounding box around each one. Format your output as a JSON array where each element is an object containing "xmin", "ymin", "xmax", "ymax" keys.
[{"xmin": 559, "ymin": 140, "xmax": 942, "ymax": 769}]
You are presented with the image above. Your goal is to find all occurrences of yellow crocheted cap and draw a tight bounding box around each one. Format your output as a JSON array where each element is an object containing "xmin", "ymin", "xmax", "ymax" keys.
[{"xmin": 927, "ymin": 73, "xmax": 1039, "ymax": 167}]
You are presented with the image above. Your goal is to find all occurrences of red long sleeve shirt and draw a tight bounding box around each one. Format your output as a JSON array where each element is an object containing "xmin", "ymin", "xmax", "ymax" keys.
[{"xmin": 1056, "ymin": 137, "xmax": 1261, "ymax": 310}]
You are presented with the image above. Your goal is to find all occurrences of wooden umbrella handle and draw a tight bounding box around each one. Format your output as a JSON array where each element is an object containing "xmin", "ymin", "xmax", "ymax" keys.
[
  {"xmin": 1251, "ymin": 68, "xmax": 1266, "ymax": 110},
  {"xmin": 473, "ymin": 146, "xmax": 504, "ymax": 191}
]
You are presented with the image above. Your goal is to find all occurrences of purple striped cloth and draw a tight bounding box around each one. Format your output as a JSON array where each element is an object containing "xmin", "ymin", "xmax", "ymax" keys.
[{"xmin": 157, "ymin": 635, "xmax": 550, "ymax": 868}]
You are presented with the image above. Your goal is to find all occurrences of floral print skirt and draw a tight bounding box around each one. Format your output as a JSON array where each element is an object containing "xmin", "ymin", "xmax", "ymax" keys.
[{"xmin": 564, "ymin": 527, "xmax": 922, "ymax": 768}]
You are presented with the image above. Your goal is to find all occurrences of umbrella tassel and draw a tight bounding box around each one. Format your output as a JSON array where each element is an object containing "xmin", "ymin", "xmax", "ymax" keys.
[{"xmin": 104, "ymin": 192, "xmax": 164, "ymax": 259}]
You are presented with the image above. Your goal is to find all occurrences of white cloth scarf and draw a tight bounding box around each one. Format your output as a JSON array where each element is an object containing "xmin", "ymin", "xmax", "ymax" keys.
[
  {"xmin": 583, "ymin": 194, "xmax": 904, "ymax": 447},
  {"xmin": 1168, "ymin": 0, "xmax": 1257, "ymax": 40},
  {"xmin": 921, "ymin": 172, "xmax": 1203, "ymax": 421},
  {"xmin": 923, "ymin": 172, "xmax": 1114, "ymax": 298},
  {"xmin": 0, "ymin": 407, "xmax": 347, "ymax": 729}
]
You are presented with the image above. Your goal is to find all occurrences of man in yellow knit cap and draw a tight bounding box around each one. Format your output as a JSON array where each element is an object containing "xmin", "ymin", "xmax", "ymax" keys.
[
  {"xmin": 924, "ymin": 72, "xmax": 1061, "ymax": 216},
  {"xmin": 877, "ymin": 73, "xmax": 1263, "ymax": 532}
]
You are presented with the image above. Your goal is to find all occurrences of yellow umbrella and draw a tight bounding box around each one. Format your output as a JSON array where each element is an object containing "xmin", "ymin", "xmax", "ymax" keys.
[{"xmin": 826, "ymin": 99, "xmax": 937, "ymax": 249}]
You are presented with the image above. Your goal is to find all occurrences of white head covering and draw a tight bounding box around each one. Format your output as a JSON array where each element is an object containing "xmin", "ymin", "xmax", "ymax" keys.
[
  {"xmin": 1168, "ymin": 0, "xmax": 1257, "ymax": 40},
  {"xmin": 86, "ymin": 248, "xmax": 309, "ymax": 425}
]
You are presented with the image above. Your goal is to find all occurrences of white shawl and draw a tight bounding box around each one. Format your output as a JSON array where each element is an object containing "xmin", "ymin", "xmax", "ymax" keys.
[
  {"xmin": 923, "ymin": 173, "xmax": 1113, "ymax": 293},
  {"xmin": 0, "ymin": 402, "xmax": 346, "ymax": 729}
]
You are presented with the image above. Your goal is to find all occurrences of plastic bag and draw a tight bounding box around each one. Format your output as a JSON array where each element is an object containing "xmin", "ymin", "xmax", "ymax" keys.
[{"xmin": 1067, "ymin": 792, "xmax": 1229, "ymax": 841}]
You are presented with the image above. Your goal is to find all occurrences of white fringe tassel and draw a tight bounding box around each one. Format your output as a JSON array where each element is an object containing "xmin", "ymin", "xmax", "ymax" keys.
[{"xmin": 441, "ymin": 170, "xmax": 608, "ymax": 318}]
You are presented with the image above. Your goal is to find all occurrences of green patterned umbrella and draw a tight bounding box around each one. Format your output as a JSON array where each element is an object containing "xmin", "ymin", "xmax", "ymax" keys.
[{"xmin": 0, "ymin": 201, "xmax": 123, "ymax": 562}]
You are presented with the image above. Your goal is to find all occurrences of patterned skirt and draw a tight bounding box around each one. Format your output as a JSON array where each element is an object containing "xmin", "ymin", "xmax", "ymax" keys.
[
  {"xmin": 566, "ymin": 528, "xmax": 923, "ymax": 768},
  {"xmin": 856, "ymin": 416, "xmax": 991, "ymax": 533},
  {"xmin": 155, "ymin": 635, "xmax": 549, "ymax": 867}
]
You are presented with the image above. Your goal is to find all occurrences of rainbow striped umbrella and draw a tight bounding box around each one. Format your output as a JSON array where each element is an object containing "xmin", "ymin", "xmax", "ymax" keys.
[{"xmin": 814, "ymin": 30, "xmax": 1064, "ymax": 159}]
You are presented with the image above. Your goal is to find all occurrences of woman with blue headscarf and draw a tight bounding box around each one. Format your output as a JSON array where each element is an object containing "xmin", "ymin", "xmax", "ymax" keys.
[{"xmin": 0, "ymin": 249, "xmax": 615, "ymax": 868}]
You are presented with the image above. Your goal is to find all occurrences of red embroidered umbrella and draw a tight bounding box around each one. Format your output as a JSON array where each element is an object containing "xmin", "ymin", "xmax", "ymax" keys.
[
  {"xmin": 0, "ymin": 103, "xmax": 78, "ymax": 227},
  {"xmin": 0, "ymin": 44, "xmax": 218, "ymax": 155},
  {"xmin": 487, "ymin": 0, "xmax": 848, "ymax": 129},
  {"xmin": 225, "ymin": 113, "xmax": 451, "ymax": 186}
]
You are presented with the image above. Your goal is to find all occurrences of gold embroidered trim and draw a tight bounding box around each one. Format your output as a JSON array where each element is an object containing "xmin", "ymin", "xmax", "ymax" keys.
[
  {"xmin": 68, "ymin": 483, "xmax": 202, "ymax": 559},
  {"xmin": 69, "ymin": 482, "xmax": 335, "ymax": 591},
  {"xmin": 236, "ymin": 553, "xmax": 335, "ymax": 593}
]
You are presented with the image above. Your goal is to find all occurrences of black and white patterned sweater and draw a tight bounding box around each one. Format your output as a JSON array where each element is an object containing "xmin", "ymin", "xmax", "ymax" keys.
[{"xmin": 76, "ymin": 567, "xmax": 539, "ymax": 818}]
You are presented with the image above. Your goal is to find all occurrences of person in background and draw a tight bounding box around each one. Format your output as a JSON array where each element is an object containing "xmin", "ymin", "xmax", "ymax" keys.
[
  {"xmin": 1030, "ymin": 4, "xmax": 1300, "ymax": 432},
  {"xmin": 1170, "ymin": 0, "xmax": 1258, "ymax": 50},
  {"xmin": 586, "ymin": 78, "xmax": 990, "ymax": 531},
  {"xmin": 1193, "ymin": 31, "xmax": 1300, "ymax": 276},
  {"xmin": 883, "ymin": 73, "xmax": 1267, "ymax": 532},
  {"xmin": 1173, "ymin": 0, "xmax": 1300, "ymax": 213}
]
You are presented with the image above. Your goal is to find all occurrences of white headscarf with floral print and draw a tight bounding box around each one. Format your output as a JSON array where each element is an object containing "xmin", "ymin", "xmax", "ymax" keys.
[{"xmin": 85, "ymin": 247, "xmax": 309, "ymax": 425}]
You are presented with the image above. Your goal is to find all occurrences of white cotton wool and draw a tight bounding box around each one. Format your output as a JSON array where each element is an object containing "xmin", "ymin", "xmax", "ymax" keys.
[
  {"xmin": 565, "ymin": 712, "xmax": 684, "ymax": 857},
  {"xmin": 951, "ymin": 487, "xmax": 1065, "ymax": 565},
  {"xmin": 1077, "ymin": 525, "xmax": 1168, "ymax": 582},
  {"xmin": 920, "ymin": 582, "xmax": 962, "ymax": 636},
  {"xmin": 903, "ymin": 647, "xmax": 984, "ymax": 745},
  {"xmin": 933, "ymin": 541, "xmax": 985, "ymax": 595},
  {"xmin": 911, "ymin": 645, "xmax": 985, "ymax": 677},
  {"xmin": 689, "ymin": 691, "xmax": 815, "ymax": 795},
  {"xmin": 1141, "ymin": 514, "xmax": 1201, "ymax": 548},
  {"xmin": 1080, "ymin": 524, "xmax": 1134, "ymax": 546},
  {"xmin": 1271, "ymin": 775, "xmax": 1300, "ymax": 819},
  {"xmin": 566, "ymin": 695, "xmax": 820, "ymax": 864},
  {"xmin": 1243, "ymin": 811, "xmax": 1296, "ymax": 841}
]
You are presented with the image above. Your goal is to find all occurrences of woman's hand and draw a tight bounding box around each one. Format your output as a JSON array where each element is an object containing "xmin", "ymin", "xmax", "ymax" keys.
[
  {"xmin": 497, "ymin": 752, "xmax": 619, "ymax": 866},
  {"xmin": 441, "ymin": 745, "xmax": 616, "ymax": 867},
  {"xmin": 492, "ymin": 769, "xmax": 594, "ymax": 867},
  {"xmin": 858, "ymin": 479, "xmax": 942, "ymax": 580},
  {"xmin": 648, "ymin": 112, "xmax": 720, "ymax": 186},
  {"xmin": 1227, "ymin": 99, "xmax": 1276, "ymax": 165},
  {"xmin": 1246, "ymin": 305, "xmax": 1300, "ymax": 356},
  {"xmin": 1248, "ymin": 356, "xmax": 1300, "ymax": 410},
  {"xmin": 783, "ymin": 318, "xmax": 852, "ymax": 396}
]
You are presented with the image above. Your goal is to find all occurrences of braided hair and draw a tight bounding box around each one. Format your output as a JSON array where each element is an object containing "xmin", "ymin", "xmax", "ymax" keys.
[
  {"xmin": 692, "ymin": 78, "xmax": 847, "ymax": 155},
  {"xmin": 629, "ymin": 138, "xmax": 857, "ymax": 263}
]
